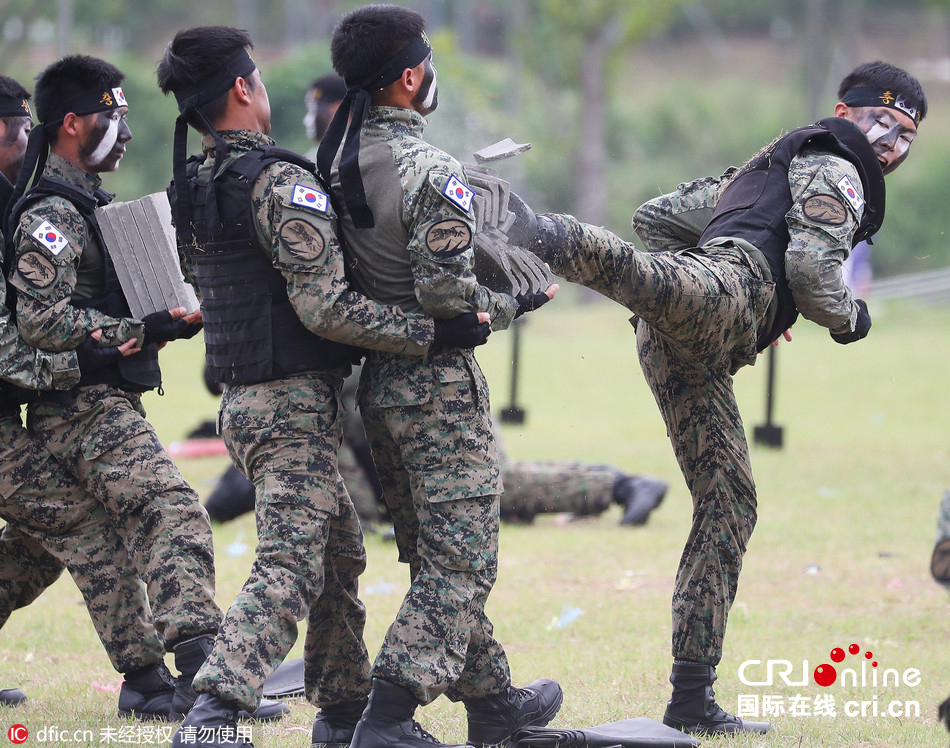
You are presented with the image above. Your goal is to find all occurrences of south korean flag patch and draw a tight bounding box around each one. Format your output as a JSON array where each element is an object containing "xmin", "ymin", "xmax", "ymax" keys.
[
  {"xmin": 834, "ymin": 175, "xmax": 865, "ymax": 212},
  {"xmin": 112, "ymin": 87, "xmax": 127, "ymax": 107},
  {"xmin": 31, "ymin": 220, "xmax": 69, "ymax": 255},
  {"xmin": 291, "ymin": 184, "xmax": 330, "ymax": 214},
  {"xmin": 442, "ymin": 174, "xmax": 474, "ymax": 213}
]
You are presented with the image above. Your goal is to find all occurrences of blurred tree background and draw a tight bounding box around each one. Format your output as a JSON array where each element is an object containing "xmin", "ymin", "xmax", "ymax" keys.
[{"xmin": 2, "ymin": 0, "xmax": 949, "ymax": 278}]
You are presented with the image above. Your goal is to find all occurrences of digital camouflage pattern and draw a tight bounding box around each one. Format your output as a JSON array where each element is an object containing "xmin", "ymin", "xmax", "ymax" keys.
[
  {"xmin": 332, "ymin": 107, "xmax": 518, "ymax": 327},
  {"xmin": 498, "ymin": 459, "xmax": 617, "ymax": 520},
  {"xmin": 181, "ymin": 129, "xmax": 445, "ymax": 713},
  {"xmin": 0, "ymin": 266, "xmax": 163, "ymax": 674},
  {"xmin": 180, "ymin": 130, "xmax": 434, "ymax": 355},
  {"xmin": 0, "ymin": 412, "xmax": 166, "ymax": 673},
  {"xmin": 9, "ymin": 154, "xmax": 143, "ymax": 349},
  {"xmin": 26, "ymin": 386, "xmax": 220, "ymax": 647},
  {"xmin": 8, "ymin": 153, "xmax": 220, "ymax": 651},
  {"xmin": 194, "ymin": 373, "xmax": 371, "ymax": 712},
  {"xmin": 334, "ymin": 104, "xmax": 514, "ymax": 705},
  {"xmin": 539, "ymin": 147, "xmax": 866, "ymax": 665}
]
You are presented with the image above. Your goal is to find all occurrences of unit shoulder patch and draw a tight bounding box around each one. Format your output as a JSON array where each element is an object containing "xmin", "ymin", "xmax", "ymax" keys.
[
  {"xmin": 279, "ymin": 218, "xmax": 326, "ymax": 262},
  {"xmin": 802, "ymin": 194, "xmax": 848, "ymax": 225},
  {"xmin": 16, "ymin": 250, "xmax": 57, "ymax": 289},
  {"xmin": 426, "ymin": 219, "xmax": 472, "ymax": 256}
]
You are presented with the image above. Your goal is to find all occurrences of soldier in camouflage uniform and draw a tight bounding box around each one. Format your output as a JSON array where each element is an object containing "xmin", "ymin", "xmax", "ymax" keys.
[
  {"xmin": 1, "ymin": 55, "xmax": 290, "ymax": 722},
  {"xmin": 528, "ymin": 61, "xmax": 925, "ymax": 736},
  {"xmin": 318, "ymin": 7, "xmax": 562, "ymax": 748},
  {"xmin": 0, "ymin": 74, "xmax": 177, "ymax": 714},
  {"xmin": 156, "ymin": 26, "xmax": 493, "ymax": 748}
]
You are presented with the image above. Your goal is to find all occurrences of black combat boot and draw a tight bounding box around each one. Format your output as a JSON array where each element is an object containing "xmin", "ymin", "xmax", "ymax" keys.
[
  {"xmin": 311, "ymin": 697, "xmax": 368, "ymax": 748},
  {"xmin": 171, "ymin": 693, "xmax": 253, "ymax": 747},
  {"xmin": 118, "ymin": 661, "xmax": 177, "ymax": 720},
  {"xmin": 351, "ymin": 678, "xmax": 466, "ymax": 748},
  {"xmin": 172, "ymin": 635, "xmax": 288, "ymax": 722},
  {"xmin": 614, "ymin": 475, "xmax": 668, "ymax": 526},
  {"xmin": 662, "ymin": 660, "xmax": 770, "ymax": 735},
  {"xmin": 465, "ymin": 679, "xmax": 563, "ymax": 748},
  {"xmin": 0, "ymin": 688, "xmax": 27, "ymax": 706}
]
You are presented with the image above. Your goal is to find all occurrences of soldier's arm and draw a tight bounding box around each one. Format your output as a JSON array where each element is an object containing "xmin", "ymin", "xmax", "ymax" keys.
[
  {"xmin": 10, "ymin": 201, "xmax": 143, "ymax": 350},
  {"xmin": 258, "ymin": 167, "xmax": 433, "ymax": 355},
  {"xmin": 0, "ymin": 273, "xmax": 79, "ymax": 391},
  {"xmin": 631, "ymin": 167, "xmax": 736, "ymax": 253},
  {"xmin": 407, "ymin": 167, "xmax": 518, "ymax": 331},
  {"xmin": 784, "ymin": 150, "xmax": 863, "ymax": 335}
]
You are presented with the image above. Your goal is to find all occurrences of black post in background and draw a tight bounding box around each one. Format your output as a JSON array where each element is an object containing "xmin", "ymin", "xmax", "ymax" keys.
[
  {"xmin": 753, "ymin": 345, "xmax": 784, "ymax": 448},
  {"xmin": 500, "ymin": 317, "xmax": 526, "ymax": 424}
]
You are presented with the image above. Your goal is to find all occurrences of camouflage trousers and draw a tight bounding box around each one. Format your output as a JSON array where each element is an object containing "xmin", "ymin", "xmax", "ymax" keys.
[
  {"xmin": 194, "ymin": 372, "xmax": 372, "ymax": 713},
  {"xmin": 549, "ymin": 218, "xmax": 774, "ymax": 665},
  {"xmin": 27, "ymin": 385, "xmax": 220, "ymax": 647},
  {"xmin": 359, "ymin": 349, "xmax": 511, "ymax": 705},
  {"xmin": 0, "ymin": 411, "xmax": 165, "ymax": 673}
]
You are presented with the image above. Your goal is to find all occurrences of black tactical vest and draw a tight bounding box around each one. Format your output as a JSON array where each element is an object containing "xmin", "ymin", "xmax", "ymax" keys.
[
  {"xmin": 169, "ymin": 145, "xmax": 359, "ymax": 386},
  {"xmin": 699, "ymin": 117, "xmax": 886, "ymax": 350},
  {"xmin": 5, "ymin": 176, "xmax": 162, "ymax": 397}
]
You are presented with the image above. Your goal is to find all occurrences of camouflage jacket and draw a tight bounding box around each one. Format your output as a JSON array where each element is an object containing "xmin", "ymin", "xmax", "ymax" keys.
[
  {"xmin": 0, "ymin": 241, "xmax": 79, "ymax": 393},
  {"xmin": 330, "ymin": 107, "xmax": 517, "ymax": 329},
  {"xmin": 181, "ymin": 130, "xmax": 433, "ymax": 355},
  {"xmin": 8, "ymin": 153, "xmax": 143, "ymax": 352},
  {"xmin": 632, "ymin": 148, "xmax": 865, "ymax": 335}
]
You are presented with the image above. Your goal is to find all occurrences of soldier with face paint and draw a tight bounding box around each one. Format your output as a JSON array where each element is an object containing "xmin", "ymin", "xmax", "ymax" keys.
[
  {"xmin": 318, "ymin": 6, "xmax": 562, "ymax": 748},
  {"xmin": 527, "ymin": 60, "xmax": 925, "ymax": 737},
  {"xmin": 2, "ymin": 55, "xmax": 291, "ymax": 723}
]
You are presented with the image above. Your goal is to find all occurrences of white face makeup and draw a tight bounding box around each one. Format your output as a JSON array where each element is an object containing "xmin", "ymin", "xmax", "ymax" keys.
[
  {"xmin": 851, "ymin": 106, "xmax": 916, "ymax": 175},
  {"xmin": 79, "ymin": 108, "xmax": 131, "ymax": 173},
  {"xmin": 413, "ymin": 55, "xmax": 439, "ymax": 116},
  {"xmin": 87, "ymin": 114, "xmax": 119, "ymax": 166}
]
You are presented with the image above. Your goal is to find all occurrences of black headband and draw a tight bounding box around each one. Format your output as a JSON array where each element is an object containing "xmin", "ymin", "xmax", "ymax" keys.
[
  {"xmin": 841, "ymin": 86, "xmax": 921, "ymax": 126},
  {"xmin": 45, "ymin": 85, "xmax": 127, "ymax": 128},
  {"xmin": 0, "ymin": 97, "xmax": 31, "ymax": 119},
  {"xmin": 169, "ymin": 47, "xmax": 258, "ymax": 245},
  {"xmin": 317, "ymin": 32, "xmax": 432, "ymax": 228}
]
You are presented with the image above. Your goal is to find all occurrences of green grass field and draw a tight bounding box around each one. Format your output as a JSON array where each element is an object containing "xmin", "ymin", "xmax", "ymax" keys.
[{"xmin": 1, "ymin": 294, "xmax": 948, "ymax": 747}]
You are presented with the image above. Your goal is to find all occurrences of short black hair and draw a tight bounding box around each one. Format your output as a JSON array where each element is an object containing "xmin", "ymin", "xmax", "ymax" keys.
[
  {"xmin": 308, "ymin": 73, "xmax": 346, "ymax": 103},
  {"xmin": 330, "ymin": 4, "xmax": 427, "ymax": 85},
  {"xmin": 0, "ymin": 75, "xmax": 31, "ymax": 129},
  {"xmin": 0, "ymin": 75, "xmax": 30, "ymax": 102},
  {"xmin": 33, "ymin": 55, "xmax": 124, "ymax": 144},
  {"xmin": 156, "ymin": 25, "xmax": 255, "ymax": 132},
  {"xmin": 838, "ymin": 60, "xmax": 927, "ymax": 123}
]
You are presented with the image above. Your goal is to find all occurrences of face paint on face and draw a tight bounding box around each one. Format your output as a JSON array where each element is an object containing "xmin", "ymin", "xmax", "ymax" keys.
[
  {"xmin": 413, "ymin": 56, "xmax": 438, "ymax": 116},
  {"xmin": 0, "ymin": 116, "xmax": 31, "ymax": 183},
  {"xmin": 79, "ymin": 108, "xmax": 131, "ymax": 173},
  {"xmin": 851, "ymin": 107, "xmax": 916, "ymax": 175},
  {"xmin": 303, "ymin": 95, "xmax": 319, "ymax": 141}
]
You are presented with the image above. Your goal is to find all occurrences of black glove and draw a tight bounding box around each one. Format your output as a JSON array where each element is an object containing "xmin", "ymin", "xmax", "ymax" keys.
[
  {"xmin": 830, "ymin": 298, "xmax": 871, "ymax": 344},
  {"xmin": 528, "ymin": 214, "xmax": 567, "ymax": 262},
  {"xmin": 75, "ymin": 336, "xmax": 123, "ymax": 374},
  {"xmin": 141, "ymin": 310, "xmax": 191, "ymax": 346},
  {"xmin": 432, "ymin": 312, "xmax": 491, "ymax": 350},
  {"xmin": 514, "ymin": 290, "xmax": 552, "ymax": 318}
]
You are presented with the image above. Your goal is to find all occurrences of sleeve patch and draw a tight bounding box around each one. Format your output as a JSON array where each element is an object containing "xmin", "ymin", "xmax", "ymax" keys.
[
  {"xmin": 279, "ymin": 218, "xmax": 326, "ymax": 262},
  {"xmin": 16, "ymin": 250, "xmax": 57, "ymax": 289},
  {"xmin": 290, "ymin": 184, "xmax": 330, "ymax": 214},
  {"xmin": 802, "ymin": 194, "xmax": 848, "ymax": 225},
  {"xmin": 442, "ymin": 174, "xmax": 475, "ymax": 213},
  {"xmin": 426, "ymin": 219, "xmax": 472, "ymax": 256},
  {"xmin": 30, "ymin": 220, "xmax": 70, "ymax": 255},
  {"xmin": 834, "ymin": 175, "xmax": 865, "ymax": 212}
]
